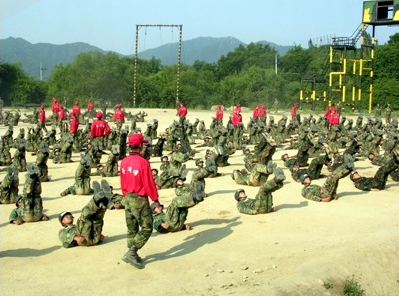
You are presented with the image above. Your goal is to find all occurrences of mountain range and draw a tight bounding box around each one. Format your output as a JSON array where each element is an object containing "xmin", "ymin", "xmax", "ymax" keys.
[{"xmin": 0, "ymin": 36, "xmax": 292, "ymax": 80}]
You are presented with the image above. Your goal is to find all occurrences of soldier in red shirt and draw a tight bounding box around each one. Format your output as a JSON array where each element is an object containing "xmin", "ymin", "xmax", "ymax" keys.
[
  {"xmin": 120, "ymin": 133, "xmax": 160, "ymax": 269},
  {"xmin": 177, "ymin": 102, "xmax": 187, "ymax": 125},
  {"xmin": 51, "ymin": 98, "xmax": 61, "ymax": 124},
  {"xmin": 69, "ymin": 114, "xmax": 79, "ymax": 135},
  {"xmin": 112, "ymin": 104, "xmax": 125, "ymax": 132},
  {"xmin": 215, "ymin": 104, "xmax": 223, "ymax": 127},
  {"xmin": 70, "ymin": 101, "xmax": 81, "ymax": 118},
  {"xmin": 90, "ymin": 111, "xmax": 110, "ymax": 150},
  {"xmin": 86, "ymin": 99, "xmax": 95, "ymax": 118},
  {"xmin": 38, "ymin": 105, "xmax": 47, "ymax": 132}
]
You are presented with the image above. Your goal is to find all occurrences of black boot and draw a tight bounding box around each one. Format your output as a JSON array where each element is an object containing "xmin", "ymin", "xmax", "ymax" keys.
[{"xmin": 122, "ymin": 246, "xmax": 143, "ymax": 269}]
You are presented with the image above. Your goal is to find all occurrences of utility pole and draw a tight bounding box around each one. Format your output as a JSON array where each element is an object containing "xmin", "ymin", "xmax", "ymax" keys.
[
  {"xmin": 40, "ymin": 62, "xmax": 46, "ymax": 81},
  {"xmin": 275, "ymin": 54, "xmax": 278, "ymax": 75}
]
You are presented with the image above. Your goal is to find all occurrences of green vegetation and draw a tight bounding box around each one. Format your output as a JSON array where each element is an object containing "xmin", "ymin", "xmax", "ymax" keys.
[
  {"xmin": 343, "ymin": 276, "xmax": 365, "ymax": 296},
  {"xmin": 1, "ymin": 33, "xmax": 397, "ymax": 112}
]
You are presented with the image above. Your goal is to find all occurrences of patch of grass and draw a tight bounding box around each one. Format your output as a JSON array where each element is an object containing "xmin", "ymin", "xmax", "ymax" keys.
[
  {"xmin": 323, "ymin": 281, "xmax": 333, "ymax": 290},
  {"xmin": 343, "ymin": 275, "xmax": 365, "ymax": 296}
]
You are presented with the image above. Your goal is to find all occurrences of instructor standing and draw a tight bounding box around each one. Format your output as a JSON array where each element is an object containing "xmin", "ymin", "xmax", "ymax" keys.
[{"xmin": 120, "ymin": 133, "xmax": 160, "ymax": 269}]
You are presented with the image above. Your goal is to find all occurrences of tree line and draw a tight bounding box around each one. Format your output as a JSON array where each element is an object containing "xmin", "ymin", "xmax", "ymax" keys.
[{"xmin": 1, "ymin": 33, "xmax": 398, "ymax": 112}]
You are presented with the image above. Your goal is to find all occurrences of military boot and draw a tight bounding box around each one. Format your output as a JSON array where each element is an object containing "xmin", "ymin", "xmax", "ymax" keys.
[
  {"xmin": 273, "ymin": 167, "xmax": 286, "ymax": 183},
  {"xmin": 92, "ymin": 181, "xmax": 101, "ymax": 195},
  {"xmin": 122, "ymin": 246, "xmax": 143, "ymax": 269}
]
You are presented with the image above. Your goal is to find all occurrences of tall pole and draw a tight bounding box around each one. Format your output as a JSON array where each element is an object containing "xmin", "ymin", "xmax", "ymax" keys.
[
  {"xmin": 133, "ymin": 25, "xmax": 139, "ymax": 108},
  {"xmin": 275, "ymin": 54, "xmax": 278, "ymax": 75}
]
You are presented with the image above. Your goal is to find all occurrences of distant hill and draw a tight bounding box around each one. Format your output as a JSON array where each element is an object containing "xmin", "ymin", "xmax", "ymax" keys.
[
  {"xmin": 0, "ymin": 36, "xmax": 292, "ymax": 80},
  {"xmin": 0, "ymin": 37, "xmax": 106, "ymax": 80}
]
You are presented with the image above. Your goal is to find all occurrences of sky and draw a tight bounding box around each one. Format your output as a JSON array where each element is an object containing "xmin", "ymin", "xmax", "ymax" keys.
[{"xmin": 1, "ymin": 0, "xmax": 398, "ymax": 55}]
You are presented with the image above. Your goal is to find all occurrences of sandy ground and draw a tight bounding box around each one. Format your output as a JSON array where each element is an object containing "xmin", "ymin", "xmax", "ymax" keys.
[{"xmin": 0, "ymin": 108, "xmax": 398, "ymax": 296}]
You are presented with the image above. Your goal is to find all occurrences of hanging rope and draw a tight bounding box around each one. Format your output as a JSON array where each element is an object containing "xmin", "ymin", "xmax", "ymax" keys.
[
  {"xmin": 159, "ymin": 27, "xmax": 162, "ymax": 46},
  {"xmin": 143, "ymin": 27, "xmax": 147, "ymax": 51}
]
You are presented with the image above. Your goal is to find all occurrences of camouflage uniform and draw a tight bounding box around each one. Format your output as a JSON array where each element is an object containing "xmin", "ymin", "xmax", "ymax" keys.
[
  {"xmin": 36, "ymin": 142, "xmax": 50, "ymax": 182},
  {"xmin": 153, "ymin": 188, "xmax": 197, "ymax": 233},
  {"xmin": 122, "ymin": 192, "xmax": 153, "ymax": 249},
  {"xmin": 0, "ymin": 166, "xmax": 19, "ymax": 204},
  {"xmin": 58, "ymin": 198, "xmax": 107, "ymax": 248},
  {"xmin": 254, "ymin": 132, "xmax": 277, "ymax": 165},
  {"xmin": 13, "ymin": 137, "xmax": 27, "ymax": 172},
  {"xmin": 232, "ymin": 163, "xmax": 271, "ymax": 186},
  {"xmin": 301, "ymin": 174, "xmax": 338, "ymax": 202},
  {"xmin": 0, "ymin": 136, "xmax": 12, "ymax": 166},
  {"xmin": 352, "ymin": 159, "xmax": 399, "ymax": 191},
  {"xmin": 60, "ymin": 154, "xmax": 92, "ymax": 196},
  {"xmin": 237, "ymin": 179, "xmax": 283, "ymax": 214},
  {"xmin": 60, "ymin": 136, "xmax": 74, "ymax": 163},
  {"xmin": 21, "ymin": 164, "xmax": 45, "ymax": 222}
]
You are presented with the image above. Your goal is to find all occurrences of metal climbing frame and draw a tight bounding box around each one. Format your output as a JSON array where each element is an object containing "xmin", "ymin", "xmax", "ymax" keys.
[{"xmin": 133, "ymin": 24, "xmax": 183, "ymax": 108}]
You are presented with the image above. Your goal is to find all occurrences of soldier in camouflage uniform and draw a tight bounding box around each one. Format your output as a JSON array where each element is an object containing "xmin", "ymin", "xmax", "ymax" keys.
[
  {"xmin": 92, "ymin": 145, "xmax": 120, "ymax": 177},
  {"xmin": 151, "ymin": 177, "xmax": 205, "ymax": 233},
  {"xmin": 281, "ymin": 153, "xmax": 297, "ymax": 168},
  {"xmin": 350, "ymin": 153, "xmax": 399, "ymax": 191},
  {"xmin": 367, "ymin": 153, "xmax": 390, "ymax": 166},
  {"xmin": 190, "ymin": 158, "xmax": 215, "ymax": 195},
  {"xmin": 60, "ymin": 153, "xmax": 92, "ymax": 196},
  {"xmin": 58, "ymin": 180, "xmax": 111, "ymax": 247},
  {"xmin": 13, "ymin": 132, "xmax": 27, "ymax": 172},
  {"xmin": 234, "ymin": 167, "xmax": 286, "ymax": 215},
  {"xmin": 232, "ymin": 160, "xmax": 276, "ymax": 187},
  {"xmin": 18, "ymin": 163, "xmax": 49, "ymax": 222},
  {"xmin": 36, "ymin": 138, "xmax": 50, "ymax": 182},
  {"xmin": 300, "ymin": 173, "xmax": 338, "ymax": 202},
  {"xmin": 253, "ymin": 130, "xmax": 277, "ymax": 165},
  {"xmin": 60, "ymin": 135, "xmax": 74, "ymax": 163},
  {"xmin": 290, "ymin": 154, "xmax": 331, "ymax": 182},
  {"xmin": 1, "ymin": 165, "xmax": 19, "ymax": 204},
  {"xmin": 296, "ymin": 126, "xmax": 314, "ymax": 167},
  {"xmin": 0, "ymin": 135, "xmax": 12, "ymax": 166}
]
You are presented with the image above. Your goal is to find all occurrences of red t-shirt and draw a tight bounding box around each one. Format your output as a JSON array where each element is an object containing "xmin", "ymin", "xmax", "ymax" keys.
[
  {"xmin": 113, "ymin": 109, "xmax": 125, "ymax": 121},
  {"xmin": 120, "ymin": 152, "xmax": 159, "ymax": 201},
  {"xmin": 215, "ymin": 109, "xmax": 223, "ymax": 120},
  {"xmin": 38, "ymin": 110, "xmax": 46, "ymax": 123},
  {"xmin": 69, "ymin": 117, "xmax": 79, "ymax": 134},
  {"xmin": 90, "ymin": 119, "xmax": 111, "ymax": 138},
  {"xmin": 178, "ymin": 106, "xmax": 187, "ymax": 117}
]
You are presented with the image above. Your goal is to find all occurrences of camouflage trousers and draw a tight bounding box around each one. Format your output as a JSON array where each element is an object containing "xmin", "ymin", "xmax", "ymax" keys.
[
  {"xmin": 371, "ymin": 159, "xmax": 399, "ymax": 190},
  {"xmin": 75, "ymin": 199, "xmax": 107, "ymax": 246},
  {"xmin": 255, "ymin": 179, "xmax": 283, "ymax": 213},
  {"xmin": 321, "ymin": 165, "xmax": 351, "ymax": 198},
  {"xmin": 0, "ymin": 177, "xmax": 19, "ymax": 204},
  {"xmin": 308, "ymin": 155, "xmax": 328, "ymax": 179},
  {"xmin": 122, "ymin": 193, "xmax": 153, "ymax": 249},
  {"xmin": 21, "ymin": 194, "xmax": 44, "ymax": 222},
  {"xmin": 233, "ymin": 164, "xmax": 270, "ymax": 187},
  {"xmin": 61, "ymin": 177, "xmax": 91, "ymax": 195},
  {"xmin": 163, "ymin": 192, "xmax": 196, "ymax": 232}
]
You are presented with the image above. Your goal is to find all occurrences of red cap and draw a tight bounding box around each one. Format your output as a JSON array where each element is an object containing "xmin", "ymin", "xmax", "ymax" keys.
[
  {"xmin": 128, "ymin": 133, "xmax": 148, "ymax": 146},
  {"xmin": 96, "ymin": 111, "xmax": 103, "ymax": 118}
]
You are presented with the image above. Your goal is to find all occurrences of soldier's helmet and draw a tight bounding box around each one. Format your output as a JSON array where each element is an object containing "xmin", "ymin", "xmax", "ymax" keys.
[
  {"xmin": 349, "ymin": 171, "xmax": 358, "ymax": 182},
  {"xmin": 299, "ymin": 174, "xmax": 310, "ymax": 184},
  {"xmin": 173, "ymin": 177, "xmax": 185, "ymax": 188},
  {"xmin": 195, "ymin": 158, "xmax": 204, "ymax": 166},
  {"xmin": 234, "ymin": 189, "xmax": 245, "ymax": 201},
  {"xmin": 59, "ymin": 211, "xmax": 73, "ymax": 225}
]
